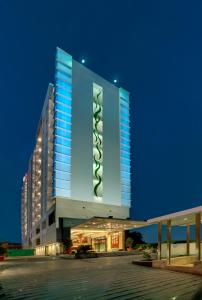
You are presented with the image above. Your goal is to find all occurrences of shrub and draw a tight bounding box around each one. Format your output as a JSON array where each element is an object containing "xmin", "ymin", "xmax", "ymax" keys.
[
  {"xmin": 134, "ymin": 244, "xmax": 147, "ymax": 250},
  {"xmin": 77, "ymin": 245, "xmax": 92, "ymax": 254},
  {"xmin": 142, "ymin": 251, "xmax": 152, "ymax": 261},
  {"xmin": 151, "ymin": 247, "xmax": 157, "ymax": 253},
  {"xmin": 0, "ymin": 247, "xmax": 7, "ymax": 256}
]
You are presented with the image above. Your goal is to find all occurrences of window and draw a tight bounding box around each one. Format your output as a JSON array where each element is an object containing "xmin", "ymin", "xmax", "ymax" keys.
[
  {"xmin": 42, "ymin": 220, "xmax": 46, "ymax": 230},
  {"xmin": 53, "ymin": 48, "xmax": 72, "ymax": 198},
  {"xmin": 49, "ymin": 210, "xmax": 55, "ymax": 226},
  {"xmin": 119, "ymin": 87, "xmax": 131, "ymax": 206}
]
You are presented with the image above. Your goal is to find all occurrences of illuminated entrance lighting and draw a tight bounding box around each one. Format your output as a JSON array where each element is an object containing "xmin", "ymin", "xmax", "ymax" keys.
[
  {"xmin": 113, "ymin": 79, "xmax": 117, "ymax": 83},
  {"xmin": 81, "ymin": 59, "xmax": 85, "ymax": 64}
]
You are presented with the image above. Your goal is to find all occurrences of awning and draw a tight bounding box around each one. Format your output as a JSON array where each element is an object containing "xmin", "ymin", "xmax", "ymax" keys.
[{"xmin": 71, "ymin": 216, "xmax": 147, "ymax": 231}]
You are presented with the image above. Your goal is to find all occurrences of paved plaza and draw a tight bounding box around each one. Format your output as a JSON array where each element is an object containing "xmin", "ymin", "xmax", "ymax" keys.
[{"xmin": 0, "ymin": 256, "xmax": 202, "ymax": 300}]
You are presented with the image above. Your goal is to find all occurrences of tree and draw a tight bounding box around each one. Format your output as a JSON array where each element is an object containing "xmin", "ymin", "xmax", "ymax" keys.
[
  {"xmin": 125, "ymin": 237, "xmax": 134, "ymax": 250},
  {"xmin": 63, "ymin": 238, "xmax": 73, "ymax": 254},
  {"xmin": 129, "ymin": 231, "xmax": 145, "ymax": 245},
  {"xmin": 0, "ymin": 247, "xmax": 7, "ymax": 256}
]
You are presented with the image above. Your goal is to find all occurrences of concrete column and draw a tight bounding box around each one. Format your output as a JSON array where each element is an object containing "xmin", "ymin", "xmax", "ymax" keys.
[
  {"xmin": 167, "ymin": 219, "xmax": 171, "ymax": 265},
  {"xmin": 122, "ymin": 230, "xmax": 126, "ymax": 251},
  {"xmin": 107, "ymin": 234, "xmax": 112, "ymax": 252},
  {"xmin": 158, "ymin": 222, "xmax": 162, "ymax": 260},
  {"xmin": 186, "ymin": 224, "xmax": 190, "ymax": 256},
  {"xmin": 195, "ymin": 213, "xmax": 201, "ymax": 261}
]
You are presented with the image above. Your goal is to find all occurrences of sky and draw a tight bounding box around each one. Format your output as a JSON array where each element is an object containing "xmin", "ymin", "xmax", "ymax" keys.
[{"xmin": 1, "ymin": 0, "xmax": 202, "ymax": 242}]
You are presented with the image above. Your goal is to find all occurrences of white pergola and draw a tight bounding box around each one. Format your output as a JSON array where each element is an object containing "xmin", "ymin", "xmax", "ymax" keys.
[{"xmin": 148, "ymin": 206, "xmax": 202, "ymax": 264}]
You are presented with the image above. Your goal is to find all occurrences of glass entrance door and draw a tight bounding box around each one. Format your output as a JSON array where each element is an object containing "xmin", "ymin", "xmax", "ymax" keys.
[{"xmin": 94, "ymin": 237, "xmax": 107, "ymax": 252}]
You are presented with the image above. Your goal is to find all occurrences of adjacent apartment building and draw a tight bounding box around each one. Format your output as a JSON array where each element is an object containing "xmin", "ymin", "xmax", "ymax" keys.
[{"xmin": 21, "ymin": 47, "xmax": 143, "ymax": 255}]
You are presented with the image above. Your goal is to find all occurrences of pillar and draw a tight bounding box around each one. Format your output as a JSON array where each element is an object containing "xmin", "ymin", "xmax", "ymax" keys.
[
  {"xmin": 158, "ymin": 222, "xmax": 162, "ymax": 260},
  {"xmin": 167, "ymin": 219, "xmax": 171, "ymax": 265},
  {"xmin": 122, "ymin": 230, "xmax": 126, "ymax": 251},
  {"xmin": 107, "ymin": 234, "xmax": 112, "ymax": 252},
  {"xmin": 195, "ymin": 213, "xmax": 201, "ymax": 261},
  {"xmin": 186, "ymin": 223, "xmax": 190, "ymax": 256}
]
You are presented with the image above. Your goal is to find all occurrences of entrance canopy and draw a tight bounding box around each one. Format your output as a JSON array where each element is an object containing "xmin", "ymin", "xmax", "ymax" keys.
[
  {"xmin": 71, "ymin": 217, "xmax": 147, "ymax": 252},
  {"xmin": 71, "ymin": 216, "xmax": 147, "ymax": 231}
]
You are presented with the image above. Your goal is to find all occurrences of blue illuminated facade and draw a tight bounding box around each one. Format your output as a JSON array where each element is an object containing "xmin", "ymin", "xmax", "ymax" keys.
[
  {"xmin": 119, "ymin": 88, "xmax": 131, "ymax": 206},
  {"xmin": 53, "ymin": 48, "xmax": 72, "ymax": 198},
  {"xmin": 52, "ymin": 48, "xmax": 131, "ymax": 206}
]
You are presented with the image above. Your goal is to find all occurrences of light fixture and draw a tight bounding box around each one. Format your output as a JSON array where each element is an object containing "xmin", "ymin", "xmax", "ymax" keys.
[
  {"xmin": 113, "ymin": 79, "xmax": 117, "ymax": 83},
  {"xmin": 81, "ymin": 59, "xmax": 85, "ymax": 64}
]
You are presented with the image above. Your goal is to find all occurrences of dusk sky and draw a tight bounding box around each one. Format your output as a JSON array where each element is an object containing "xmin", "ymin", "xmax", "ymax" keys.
[{"xmin": 1, "ymin": 0, "xmax": 202, "ymax": 242}]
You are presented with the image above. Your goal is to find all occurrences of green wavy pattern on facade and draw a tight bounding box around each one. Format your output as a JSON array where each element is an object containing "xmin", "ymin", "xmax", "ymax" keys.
[{"xmin": 93, "ymin": 88, "xmax": 103, "ymax": 198}]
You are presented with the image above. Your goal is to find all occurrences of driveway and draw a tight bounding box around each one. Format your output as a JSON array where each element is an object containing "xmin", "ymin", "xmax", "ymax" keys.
[{"xmin": 0, "ymin": 256, "xmax": 202, "ymax": 299}]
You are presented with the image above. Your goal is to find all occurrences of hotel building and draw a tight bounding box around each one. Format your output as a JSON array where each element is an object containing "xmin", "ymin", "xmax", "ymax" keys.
[{"xmin": 21, "ymin": 47, "xmax": 144, "ymax": 255}]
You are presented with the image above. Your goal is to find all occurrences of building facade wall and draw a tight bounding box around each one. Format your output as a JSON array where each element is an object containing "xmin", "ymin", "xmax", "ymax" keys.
[
  {"xmin": 71, "ymin": 60, "xmax": 126, "ymax": 206},
  {"xmin": 55, "ymin": 198, "xmax": 129, "ymax": 228}
]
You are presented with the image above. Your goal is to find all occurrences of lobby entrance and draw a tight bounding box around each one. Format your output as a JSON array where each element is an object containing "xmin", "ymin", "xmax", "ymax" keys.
[
  {"xmin": 71, "ymin": 217, "xmax": 146, "ymax": 253},
  {"xmin": 94, "ymin": 236, "xmax": 107, "ymax": 252}
]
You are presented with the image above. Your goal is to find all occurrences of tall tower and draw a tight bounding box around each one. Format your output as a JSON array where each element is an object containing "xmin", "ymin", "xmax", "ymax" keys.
[{"xmin": 21, "ymin": 47, "xmax": 135, "ymax": 254}]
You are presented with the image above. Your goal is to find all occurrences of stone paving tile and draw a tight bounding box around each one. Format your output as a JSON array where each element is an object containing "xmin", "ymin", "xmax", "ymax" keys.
[{"xmin": 0, "ymin": 256, "xmax": 202, "ymax": 299}]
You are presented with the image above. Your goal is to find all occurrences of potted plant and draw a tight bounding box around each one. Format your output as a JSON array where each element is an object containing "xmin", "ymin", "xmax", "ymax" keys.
[
  {"xmin": 125, "ymin": 237, "xmax": 134, "ymax": 251},
  {"xmin": 132, "ymin": 250, "xmax": 153, "ymax": 267},
  {"xmin": 63, "ymin": 238, "xmax": 73, "ymax": 255},
  {"xmin": 142, "ymin": 251, "xmax": 152, "ymax": 261},
  {"xmin": 0, "ymin": 247, "xmax": 7, "ymax": 261}
]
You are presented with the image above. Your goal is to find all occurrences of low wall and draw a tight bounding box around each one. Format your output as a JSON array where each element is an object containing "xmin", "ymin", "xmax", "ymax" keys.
[
  {"xmin": 7, "ymin": 249, "xmax": 35, "ymax": 256},
  {"xmin": 152, "ymin": 259, "xmax": 167, "ymax": 268},
  {"xmin": 153, "ymin": 259, "xmax": 202, "ymax": 275},
  {"xmin": 170, "ymin": 255, "xmax": 196, "ymax": 265},
  {"xmin": 160, "ymin": 242, "xmax": 201, "ymax": 258},
  {"xmin": 153, "ymin": 256, "xmax": 196, "ymax": 267}
]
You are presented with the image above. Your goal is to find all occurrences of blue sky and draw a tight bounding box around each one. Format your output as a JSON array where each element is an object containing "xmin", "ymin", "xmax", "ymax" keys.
[{"xmin": 1, "ymin": 0, "xmax": 202, "ymax": 242}]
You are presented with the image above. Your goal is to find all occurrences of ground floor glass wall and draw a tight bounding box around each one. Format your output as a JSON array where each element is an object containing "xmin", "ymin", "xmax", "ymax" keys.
[{"xmin": 71, "ymin": 229, "xmax": 124, "ymax": 252}]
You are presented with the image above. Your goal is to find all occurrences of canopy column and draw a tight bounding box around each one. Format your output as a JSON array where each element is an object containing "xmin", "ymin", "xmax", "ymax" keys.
[
  {"xmin": 157, "ymin": 222, "xmax": 162, "ymax": 260},
  {"xmin": 195, "ymin": 213, "xmax": 201, "ymax": 261},
  {"xmin": 186, "ymin": 223, "xmax": 190, "ymax": 256},
  {"xmin": 122, "ymin": 230, "xmax": 126, "ymax": 251},
  {"xmin": 167, "ymin": 219, "xmax": 171, "ymax": 265}
]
